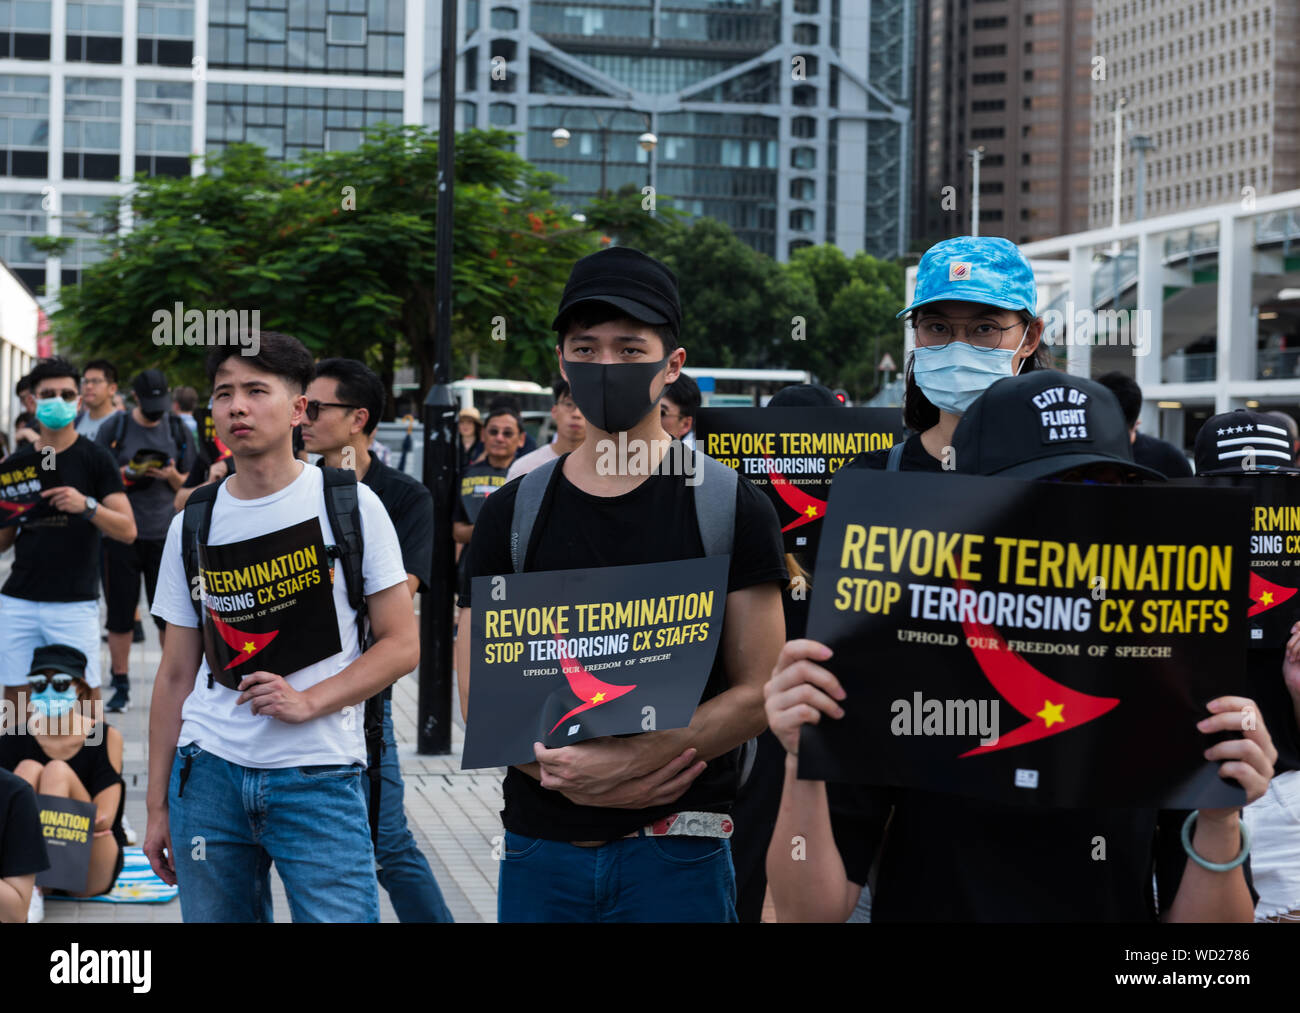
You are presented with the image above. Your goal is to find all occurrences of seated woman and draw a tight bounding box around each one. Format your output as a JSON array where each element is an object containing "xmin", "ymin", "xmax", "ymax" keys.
[{"xmin": 0, "ymin": 644, "xmax": 126, "ymax": 898}]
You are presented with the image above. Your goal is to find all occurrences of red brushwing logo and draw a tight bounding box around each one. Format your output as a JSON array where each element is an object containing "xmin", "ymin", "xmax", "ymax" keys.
[
  {"xmin": 208, "ymin": 610, "xmax": 280, "ymax": 669},
  {"xmin": 1248, "ymin": 569, "xmax": 1297, "ymax": 617},
  {"xmin": 0, "ymin": 500, "xmax": 36, "ymax": 520},
  {"xmin": 765, "ymin": 457, "xmax": 827, "ymax": 532},
  {"xmin": 548, "ymin": 635, "xmax": 637, "ymax": 734},
  {"xmin": 953, "ymin": 576, "xmax": 1120, "ymax": 756}
]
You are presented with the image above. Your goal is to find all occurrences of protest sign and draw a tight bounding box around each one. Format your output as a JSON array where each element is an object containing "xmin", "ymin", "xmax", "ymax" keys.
[
  {"xmin": 462, "ymin": 556, "xmax": 730, "ymax": 769},
  {"xmin": 35, "ymin": 795, "xmax": 96, "ymax": 893},
  {"xmin": 798, "ymin": 470, "xmax": 1252, "ymax": 809},
  {"xmin": 195, "ymin": 407, "xmax": 232, "ymax": 464},
  {"xmin": 1180, "ymin": 472, "xmax": 1300, "ymax": 650},
  {"xmin": 0, "ymin": 458, "xmax": 47, "ymax": 528},
  {"xmin": 198, "ymin": 518, "xmax": 341, "ymax": 690},
  {"xmin": 459, "ymin": 463, "xmax": 509, "ymax": 524},
  {"xmin": 695, "ymin": 407, "xmax": 903, "ymax": 552}
]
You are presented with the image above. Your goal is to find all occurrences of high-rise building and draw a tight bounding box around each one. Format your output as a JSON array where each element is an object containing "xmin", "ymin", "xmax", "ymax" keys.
[
  {"xmin": 429, "ymin": 0, "xmax": 914, "ymax": 261},
  {"xmin": 1089, "ymin": 0, "xmax": 1297, "ymax": 226},
  {"xmin": 912, "ymin": 0, "xmax": 1093, "ymax": 249}
]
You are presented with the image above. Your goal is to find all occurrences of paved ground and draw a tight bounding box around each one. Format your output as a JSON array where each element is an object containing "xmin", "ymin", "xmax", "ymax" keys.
[{"xmin": 5, "ymin": 548, "xmax": 505, "ymax": 923}]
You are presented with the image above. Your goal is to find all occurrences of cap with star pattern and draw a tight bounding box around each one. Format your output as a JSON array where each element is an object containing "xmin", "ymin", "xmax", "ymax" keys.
[{"xmin": 1193, "ymin": 409, "xmax": 1300, "ymax": 474}]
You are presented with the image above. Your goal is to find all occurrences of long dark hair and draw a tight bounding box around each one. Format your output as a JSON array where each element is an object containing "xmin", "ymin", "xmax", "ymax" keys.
[{"xmin": 902, "ymin": 311, "xmax": 1055, "ymax": 432}]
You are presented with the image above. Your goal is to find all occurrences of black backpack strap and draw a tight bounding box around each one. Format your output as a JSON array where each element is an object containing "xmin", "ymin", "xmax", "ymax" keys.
[
  {"xmin": 509, "ymin": 455, "xmax": 562, "ymax": 573},
  {"xmin": 690, "ymin": 449, "xmax": 737, "ymax": 558},
  {"xmin": 321, "ymin": 465, "xmax": 384, "ymax": 849},
  {"xmin": 107, "ymin": 410, "xmax": 128, "ymax": 453},
  {"xmin": 886, "ymin": 440, "xmax": 906, "ymax": 472},
  {"xmin": 181, "ymin": 479, "xmax": 223, "ymax": 690},
  {"xmin": 169, "ymin": 414, "xmax": 189, "ymax": 466}
]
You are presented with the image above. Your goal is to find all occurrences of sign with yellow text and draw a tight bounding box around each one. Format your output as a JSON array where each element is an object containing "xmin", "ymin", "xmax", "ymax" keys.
[
  {"xmin": 695, "ymin": 407, "xmax": 903, "ymax": 553},
  {"xmin": 799, "ymin": 470, "xmax": 1252, "ymax": 809},
  {"xmin": 0, "ymin": 459, "xmax": 49, "ymax": 528},
  {"xmin": 462, "ymin": 557, "xmax": 730, "ymax": 769},
  {"xmin": 198, "ymin": 518, "xmax": 342, "ymax": 690},
  {"xmin": 35, "ymin": 795, "xmax": 95, "ymax": 893}
]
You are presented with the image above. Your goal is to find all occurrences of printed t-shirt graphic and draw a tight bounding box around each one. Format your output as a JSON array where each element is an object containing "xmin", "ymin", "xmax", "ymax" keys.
[{"xmin": 198, "ymin": 517, "xmax": 341, "ymax": 689}]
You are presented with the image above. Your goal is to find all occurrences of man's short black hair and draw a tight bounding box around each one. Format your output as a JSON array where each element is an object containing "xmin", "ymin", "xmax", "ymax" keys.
[
  {"xmin": 1095, "ymin": 371, "xmax": 1142, "ymax": 428},
  {"xmin": 553, "ymin": 378, "xmax": 571, "ymax": 402},
  {"xmin": 16, "ymin": 373, "xmax": 31, "ymax": 396},
  {"xmin": 205, "ymin": 331, "xmax": 314, "ymax": 394},
  {"xmin": 313, "ymin": 358, "xmax": 386, "ymax": 435},
  {"xmin": 83, "ymin": 358, "xmax": 117, "ymax": 385},
  {"xmin": 663, "ymin": 372, "xmax": 700, "ymax": 417},
  {"xmin": 27, "ymin": 357, "xmax": 81, "ymax": 391},
  {"xmin": 484, "ymin": 405, "xmax": 523, "ymax": 431},
  {"xmin": 556, "ymin": 301, "xmax": 678, "ymax": 355}
]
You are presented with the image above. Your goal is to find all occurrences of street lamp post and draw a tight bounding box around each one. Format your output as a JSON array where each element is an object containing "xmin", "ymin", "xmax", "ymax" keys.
[
  {"xmin": 1130, "ymin": 134, "xmax": 1155, "ymax": 222},
  {"xmin": 552, "ymin": 109, "xmax": 657, "ymax": 201},
  {"xmin": 968, "ymin": 146, "xmax": 984, "ymax": 237}
]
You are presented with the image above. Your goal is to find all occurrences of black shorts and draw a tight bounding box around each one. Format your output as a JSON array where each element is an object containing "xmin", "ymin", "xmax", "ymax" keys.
[{"xmin": 103, "ymin": 537, "xmax": 166, "ymax": 633}]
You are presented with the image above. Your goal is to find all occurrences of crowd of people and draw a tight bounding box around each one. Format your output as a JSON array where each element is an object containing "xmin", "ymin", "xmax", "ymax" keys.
[{"xmin": 1, "ymin": 236, "xmax": 1297, "ymax": 925}]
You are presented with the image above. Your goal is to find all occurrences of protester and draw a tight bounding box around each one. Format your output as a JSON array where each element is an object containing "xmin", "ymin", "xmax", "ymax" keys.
[
  {"xmin": 175, "ymin": 396, "xmax": 234, "ymax": 513},
  {"xmin": 9, "ymin": 373, "xmax": 38, "ymax": 458},
  {"xmin": 0, "ymin": 645, "xmax": 126, "ymax": 906},
  {"xmin": 506, "ymin": 379, "xmax": 586, "ymax": 481},
  {"xmin": 452, "ymin": 405, "xmax": 525, "ymax": 550},
  {"xmin": 729, "ymin": 381, "xmax": 842, "ymax": 923},
  {"xmin": 484, "ymin": 395, "xmax": 537, "ymax": 459},
  {"xmin": 1095, "ymin": 371, "xmax": 1192, "ymax": 478},
  {"xmin": 301, "ymin": 357, "xmax": 454, "ymax": 923},
  {"xmin": 660, "ymin": 372, "xmax": 701, "ymax": 449},
  {"xmin": 1265, "ymin": 410, "xmax": 1299, "ymax": 461},
  {"xmin": 456, "ymin": 246, "xmax": 787, "ymax": 922},
  {"xmin": 1192, "ymin": 408, "xmax": 1300, "ymax": 922},
  {"xmin": 765, "ymin": 371, "xmax": 1276, "ymax": 922},
  {"xmin": 457, "ymin": 406, "xmax": 484, "ymax": 471},
  {"xmin": 144, "ymin": 331, "xmax": 419, "ymax": 923},
  {"xmin": 0, "ymin": 357, "xmax": 136, "ymax": 718},
  {"xmin": 96, "ymin": 370, "xmax": 195, "ymax": 713},
  {"xmin": 0, "ymin": 765, "xmax": 47, "ymax": 922},
  {"xmin": 75, "ymin": 359, "xmax": 121, "ymax": 441},
  {"xmin": 171, "ymin": 385, "xmax": 199, "ymax": 436}
]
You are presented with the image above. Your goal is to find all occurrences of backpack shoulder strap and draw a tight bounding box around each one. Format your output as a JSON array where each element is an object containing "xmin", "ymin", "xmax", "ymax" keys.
[
  {"xmin": 321, "ymin": 467, "xmax": 367, "ymax": 652},
  {"xmin": 169, "ymin": 414, "xmax": 189, "ymax": 462},
  {"xmin": 107, "ymin": 410, "xmax": 128, "ymax": 451},
  {"xmin": 181, "ymin": 479, "xmax": 223, "ymax": 688},
  {"xmin": 886, "ymin": 440, "xmax": 906, "ymax": 472},
  {"xmin": 509, "ymin": 455, "xmax": 561, "ymax": 573},
  {"xmin": 690, "ymin": 449, "xmax": 737, "ymax": 558}
]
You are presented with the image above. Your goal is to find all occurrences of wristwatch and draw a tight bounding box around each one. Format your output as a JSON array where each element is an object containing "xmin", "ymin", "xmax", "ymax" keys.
[{"xmin": 81, "ymin": 496, "xmax": 99, "ymax": 520}]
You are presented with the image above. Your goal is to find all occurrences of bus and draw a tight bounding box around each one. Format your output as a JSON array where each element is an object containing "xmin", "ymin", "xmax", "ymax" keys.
[{"xmin": 680, "ymin": 368, "xmax": 816, "ymax": 407}]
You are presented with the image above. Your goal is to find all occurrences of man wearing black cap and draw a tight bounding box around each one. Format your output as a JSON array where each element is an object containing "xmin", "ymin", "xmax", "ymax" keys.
[
  {"xmin": 96, "ymin": 369, "xmax": 195, "ymax": 712},
  {"xmin": 455, "ymin": 247, "xmax": 787, "ymax": 922}
]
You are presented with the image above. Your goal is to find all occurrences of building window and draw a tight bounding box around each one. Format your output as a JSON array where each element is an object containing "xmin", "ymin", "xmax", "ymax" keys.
[
  {"xmin": 791, "ymin": 85, "xmax": 816, "ymax": 107},
  {"xmin": 974, "ymin": 72, "xmax": 1007, "ymax": 85},
  {"xmin": 209, "ymin": 0, "xmax": 404, "ymax": 76},
  {"xmin": 0, "ymin": 192, "xmax": 47, "ymax": 290},
  {"xmin": 136, "ymin": 80, "xmax": 192, "ymax": 177},
  {"xmin": 789, "ymin": 208, "xmax": 814, "ymax": 232},
  {"xmin": 488, "ymin": 101, "xmax": 515, "ymax": 125},
  {"xmin": 790, "ymin": 177, "xmax": 815, "ymax": 201},
  {"xmin": 0, "ymin": 74, "xmax": 49, "ymax": 177},
  {"xmin": 973, "ymin": 44, "xmax": 1007, "ymax": 57},
  {"xmin": 138, "ymin": 1, "xmax": 195, "ymax": 67},
  {"xmin": 489, "ymin": 6, "xmax": 518, "ymax": 30},
  {"xmin": 249, "ymin": 9, "xmax": 287, "ymax": 43},
  {"xmin": 0, "ymin": 0, "xmax": 52, "ymax": 60},
  {"xmin": 66, "ymin": 0, "xmax": 124, "ymax": 63},
  {"xmin": 326, "ymin": 14, "xmax": 365, "ymax": 45},
  {"xmin": 973, "ymin": 99, "xmax": 1006, "ymax": 112},
  {"xmin": 790, "ymin": 146, "xmax": 815, "ymax": 169},
  {"xmin": 971, "ymin": 127, "xmax": 1003, "ymax": 139},
  {"xmin": 792, "ymin": 22, "xmax": 817, "ymax": 45},
  {"xmin": 791, "ymin": 116, "xmax": 816, "ymax": 139},
  {"xmin": 59, "ymin": 193, "xmax": 118, "ymax": 285},
  {"xmin": 64, "ymin": 77, "xmax": 120, "ymax": 180}
]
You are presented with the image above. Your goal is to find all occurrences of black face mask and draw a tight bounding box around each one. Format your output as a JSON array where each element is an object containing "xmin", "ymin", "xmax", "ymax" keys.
[
  {"xmin": 141, "ymin": 408, "xmax": 165, "ymax": 422},
  {"xmin": 563, "ymin": 357, "xmax": 668, "ymax": 433}
]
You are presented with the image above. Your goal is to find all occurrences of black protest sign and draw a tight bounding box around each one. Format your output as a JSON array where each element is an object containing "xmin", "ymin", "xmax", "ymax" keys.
[
  {"xmin": 462, "ymin": 556, "xmax": 730, "ymax": 769},
  {"xmin": 198, "ymin": 518, "xmax": 342, "ymax": 690},
  {"xmin": 695, "ymin": 407, "xmax": 904, "ymax": 553},
  {"xmin": 1179, "ymin": 473, "xmax": 1300, "ymax": 650},
  {"xmin": 195, "ymin": 407, "xmax": 232, "ymax": 465},
  {"xmin": 799, "ymin": 470, "xmax": 1252, "ymax": 809},
  {"xmin": 459, "ymin": 462, "xmax": 509, "ymax": 524},
  {"xmin": 35, "ymin": 795, "xmax": 96, "ymax": 893},
  {"xmin": 0, "ymin": 458, "xmax": 48, "ymax": 528}
]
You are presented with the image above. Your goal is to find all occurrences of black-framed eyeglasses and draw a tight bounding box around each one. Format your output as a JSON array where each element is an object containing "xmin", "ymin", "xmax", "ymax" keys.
[
  {"xmin": 36, "ymin": 390, "xmax": 79, "ymax": 403},
  {"xmin": 29, "ymin": 674, "xmax": 74, "ymax": 693},
  {"xmin": 305, "ymin": 400, "xmax": 360, "ymax": 421},
  {"xmin": 912, "ymin": 315, "xmax": 1028, "ymax": 349}
]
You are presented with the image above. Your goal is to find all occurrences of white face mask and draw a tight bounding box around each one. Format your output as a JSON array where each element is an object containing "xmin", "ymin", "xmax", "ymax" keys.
[{"xmin": 912, "ymin": 328, "xmax": 1028, "ymax": 415}]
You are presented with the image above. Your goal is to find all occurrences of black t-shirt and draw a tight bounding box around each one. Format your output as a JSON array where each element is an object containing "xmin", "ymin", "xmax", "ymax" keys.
[
  {"xmin": 0, "ymin": 732, "xmax": 127, "ymax": 849},
  {"xmin": 361, "ymin": 455, "xmax": 433, "ymax": 590},
  {"xmin": 826, "ymin": 784, "xmax": 1250, "ymax": 921},
  {"xmin": 0, "ymin": 768, "xmax": 48, "ymax": 879},
  {"xmin": 845, "ymin": 432, "xmax": 946, "ymax": 473},
  {"xmin": 1248, "ymin": 651, "xmax": 1300, "ymax": 774},
  {"xmin": 455, "ymin": 461, "xmax": 510, "ymax": 525},
  {"xmin": 1, "ymin": 436, "xmax": 126, "ymax": 602},
  {"xmin": 460, "ymin": 448, "xmax": 788, "ymax": 841},
  {"xmin": 1133, "ymin": 432, "xmax": 1192, "ymax": 478}
]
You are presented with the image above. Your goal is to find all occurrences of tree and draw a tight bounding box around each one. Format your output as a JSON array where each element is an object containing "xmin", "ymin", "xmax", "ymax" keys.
[{"xmin": 45, "ymin": 126, "xmax": 598, "ymax": 408}]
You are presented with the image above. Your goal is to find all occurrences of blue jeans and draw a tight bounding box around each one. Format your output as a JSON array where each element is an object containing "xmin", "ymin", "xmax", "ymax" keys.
[
  {"xmin": 498, "ymin": 831, "xmax": 737, "ymax": 923},
  {"xmin": 363, "ymin": 697, "xmax": 454, "ymax": 923},
  {"xmin": 168, "ymin": 742, "xmax": 380, "ymax": 923}
]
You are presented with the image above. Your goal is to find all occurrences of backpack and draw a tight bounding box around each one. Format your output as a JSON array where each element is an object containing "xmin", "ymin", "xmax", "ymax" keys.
[
  {"xmin": 181, "ymin": 466, "xmax": 386, "ymax": 846},
  {"xmin": 106, "ymin": 410, "xmax": 190, "ymax": 471},
  {"xmin": 886, "ymin": 440, "xmax": 906, "ymax": 471},
  {"xmin": 507, "ymin": 449, "xmax": 762, "ymax": 789}
]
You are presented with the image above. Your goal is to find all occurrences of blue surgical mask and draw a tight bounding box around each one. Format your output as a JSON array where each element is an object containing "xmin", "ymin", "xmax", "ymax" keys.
[
  {"xmin": 31, "ymin": 686, "xmax": 79, "ymax": 719},
  {"xmin": 912, "ymin": 333, "xmax": 1027, "ymax": 415},
  {"xmin": 35, "ymin": 395, "xmax": 79, "ymax": 430}
]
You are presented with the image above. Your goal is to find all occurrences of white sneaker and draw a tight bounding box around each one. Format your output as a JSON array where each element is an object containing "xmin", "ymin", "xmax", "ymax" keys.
[
  {"xmin": 27, "ymin": 886, "xmax": 44, "ymax": 923},
  {"xmin": 121, "ymin": 814, "xmax": 138, "ymax": 845}
]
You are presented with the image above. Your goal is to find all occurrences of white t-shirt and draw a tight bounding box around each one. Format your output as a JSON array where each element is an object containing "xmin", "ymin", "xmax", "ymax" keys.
[
  {"xmin": 152, "ymin": 462, "xmax": 408, "ymax": 768},
  {"xmin": 505, "ymin": 443, "xmax": 560, "ymax": 482}
]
